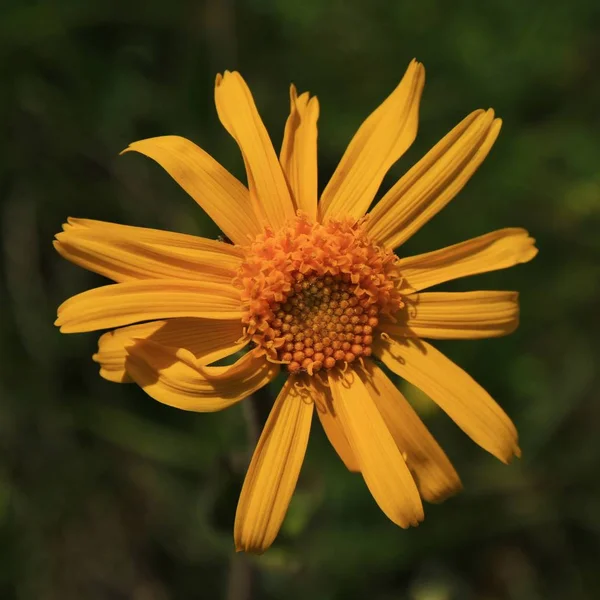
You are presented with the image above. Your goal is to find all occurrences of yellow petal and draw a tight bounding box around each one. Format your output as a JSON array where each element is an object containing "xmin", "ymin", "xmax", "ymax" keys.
[
  {"xmin": 397, "ymin": 228, "xmax": 538, "ymax": 292},
  {"xmin": 360, "ymin": 363, "xmax": 461, "ymax": 503},
  {"xmin": 56, "ymin": 279, "xmax": 242, "ymax": 333},
  {"xmin": 62, "ymin": 217, "xmax": 243, "ymax": 268},
  {"xmin": 94, "ymin": 318, "xmax": 248, "ymax": 383},
  {"xmin": 122, "ymin": 136, "xmax": 262, "ymax": 245},
  {"xmin": 54, "ymin": 226, "xmax": 238, "ymax": 284},
  {"xmin": 366, "ymin": 109, "xmax": 502, "ymax": 249},
  {"xmin": 329, "ymin": 372, "xmax": 424, "ymax": 528},
  {"xmin": 386, "ymin": 291, "xmax": 520, "ymax": 340},
  {"xmin": 234, "ymin": 376, "xmax": 313, "ymax": 553},
  {"xmin": 280, "ymin": 85, "xmax": 319, "ymax": 221},
  {"xmin": 125, "ymin": 341, "xmax": 278, "ymax": 412},
  {"xmin": 319, "ymin": 60, "xmax": 425, "ymax": 221},
  {"xmin": 375, "ymin": 337, "xmax": 520, "ymax": 463},
  {"xmin": 215, "ymin": 71, "xmax": 296, "ymax": 231},
  {"xmin": 280, "ymin": 86, "xmax": 309, "ymax": 176},
  {"xmin": 313, "ymin": 376, "xmax": 359, "ymax": 472},
  {"xmin": 63, "ymin": 218, "xmax": 244, "ymax": 263}
]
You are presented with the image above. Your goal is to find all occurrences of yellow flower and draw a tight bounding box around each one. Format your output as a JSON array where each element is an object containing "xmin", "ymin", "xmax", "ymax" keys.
[{"xmin": 54, "ymin": 60, "xmax": 538, "ymax": 554}]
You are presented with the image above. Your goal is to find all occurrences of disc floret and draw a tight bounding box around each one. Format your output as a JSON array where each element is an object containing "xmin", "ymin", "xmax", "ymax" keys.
[{"xmin": 236, "ymin": 215, "xmax": 404, "ymax": 374}]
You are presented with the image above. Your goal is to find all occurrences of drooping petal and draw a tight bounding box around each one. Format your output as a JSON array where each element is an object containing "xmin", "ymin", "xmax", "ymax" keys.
[
  {"xmin": 313, "ymin": 376, "xmax": 359, "ymax": 471},
  {"xmin": 319, "ymin": 60, "xmax": 425, "ymax": 221},
  {"xmin": 360, "ymin": 363, "xmax": 461, "ymax": 503},
  {"xmin": 125, "ymin": 341, "xmax": 278, "ymax": 412},
  {"xmin": 215, "ymin": 71, "xmax": 296, "ymax": 230},
  {"xmin": 122, "ymin": 136, "xmax": 262, "ymax": 245},
  {"xmin": 397, "ymin": 228, "xmax": 538, "ymax": 292},
  {"xmin": 329, "ymin": 372, "xmax": 424, "ymax": 528},
  {"xmin": 234, "ymin": 376, "xmax": 313, "ymax": 553},
  {"xmin": 56, "ymin": 280, "xmax": 242, "ymax": 333},
  {"xmin": 280, "ymin": 85, "xmax": 319, "ymax": 220},
  {"xmin": 385, "ymin": 291, "xmax": 520, "ymax": 340},
  {"xmin": 54, "ymin": 225, "xmax": 239, "ymax": 284},
  {"xmin": 366, "ymin": 109, "xmax": 502, "ymax": 249},
  {"xmin": 374, "ymin": 337, "xmax": 520, "ymax": 463},
  {"xmin": 94, "ymin": 318, "xmax": 248, "ymax": 383}
]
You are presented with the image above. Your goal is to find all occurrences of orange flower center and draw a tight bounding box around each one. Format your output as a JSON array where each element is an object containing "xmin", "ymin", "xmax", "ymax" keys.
[
  {"xmin": 266, "ymin": 271, "xmax": 379, "ymax": 374},
  {"xmin": 236, "ymin": 215, "xmax": 404, "ymax": 375}
]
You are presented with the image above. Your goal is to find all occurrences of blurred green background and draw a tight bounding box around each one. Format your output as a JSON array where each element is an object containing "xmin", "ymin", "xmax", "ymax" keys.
[{"xmin": 2, "ymin": 0, "xmax": 600, "ymax": 598}]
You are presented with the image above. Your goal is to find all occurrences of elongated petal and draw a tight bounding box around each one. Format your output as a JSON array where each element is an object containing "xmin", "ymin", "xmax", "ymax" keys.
[
  {"xmin": 360, "ymin": 363, "xmax": 461, "ymax": 503},
  {"xmin": 125, "ymin": 341, "xmax": 278, "ymax": 412},
  {"xmin": 366, "ymin": 110, "xmax": 502, "ymax": 249},
  {"xmin": 329, "ymin": 372, "xmax": 424, "ymax": 528},
  {"xmin": 374, "ymin": 337, "xmax": 520, "ymax": 463},
  {"xmin": 313, "ymin": 377, "xmax": 359, "ymax": 472},
  {"xmin": 280, "ymin": 86, "xmax": 309, "ymax": 179},
  {"xmin": 386, "ymin": 291, "xmax": 520, "ymax": 340},
  {"xmin": 54, "ymin": 227, "xmax": 238, "ymax": 284},
  {"xmin": 123, "ymin": 136, "xmax": 262, "ymax": 244},
  {"xmin": 56, "ymin": 280, "xmax": 242, "ymax": 333},
  {"xmin": 280, "ymin": 85, "xmax": 319, "ymax": 220},
  {"xmin": 215, "ymin": 71, "xmax": 296, "ymax": 230},
  {"xmin": 62, "ymin": 218, "xmax": 243, "ymax": 270},
  {"xmin": 235, "ymin": 376, "xmax": 313, "ymax": 553},
  {"xmin": 319, "ymin": 60, "xmax": 425, "ymax": 221},
  {"xmin": 94, "ymin": 318, "xmax": 248, "ymax": 383},
  {"xmin": 63, "ymin": 218, "xmax": 244, "ymax": 262},
  {"xmin": 398, "ymin": 228, "xmax": 538, "ymax": 292}
]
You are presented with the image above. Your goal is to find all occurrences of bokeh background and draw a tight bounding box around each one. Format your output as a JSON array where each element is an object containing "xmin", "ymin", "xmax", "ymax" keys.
[{"xmin": 2, "ymin": 0, "xmax": 600, "ymax": 598}]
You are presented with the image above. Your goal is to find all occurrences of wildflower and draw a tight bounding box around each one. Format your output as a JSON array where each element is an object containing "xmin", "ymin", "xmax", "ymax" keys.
[{"xmin": 55, "ymin": 60, "xmax": 537, "ymax": 553}]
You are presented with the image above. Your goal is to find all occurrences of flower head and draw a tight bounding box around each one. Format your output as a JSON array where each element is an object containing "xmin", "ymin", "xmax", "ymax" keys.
[{"xmin": 55, "ymin": 60, "xmax": 537, "ymax": 553}]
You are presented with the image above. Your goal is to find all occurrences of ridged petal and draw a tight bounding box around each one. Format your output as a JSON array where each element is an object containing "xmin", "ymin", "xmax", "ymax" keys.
[
  {"xmin": 398, "ymin": 228, "xmax": 538, "ymax": 292},
  {"xmin": 366, "ymin": 110, "xmax": 502, "ymax": 249},
  {"xmin": 56, "ymin": 280, "xmax": 242, "ymax": 333},
  {"xmin": 280, "ymin": 85, "xmax": 319, "ymax": 220},
  {"xmin": 122, "ymin": 136, "xmax": 262, "ymax": 244},
  {"xmin": 63, "ymin": 218, "xmax": 244, "ymax": 263},
  {"xmin": 329, "ymin": 372, "xmax": 424, "ymax": 528},
  {"xmin": 360, "ymin": 363, "xmax": 461, "ymax": 503},
  {"xmin": 55, "ymin": 225, "xmax": 239, "ymax": 284},
  {"xmin": 313, "ymin": 376, "xmax": 359, "ymax": 472},
  {"xmin": 125, "ymin": 341, "xmax": 278, "ymax": 412},
  {"xmin": 386, "ymin": 291, "xmax": 520, "ymax": 340},
  {"xmin": 234, "ymin": 376, "xmax": 313, "ymax": 553},
  {"xmin": 374, "ymin": 337, "xmax": 520, "ymax": 463},
  {"xmin": 215, "ymin": 71, "xmax": 296, "ymax": 230},
  {"xmin": 94, "ymin": 318, "xmax": 248, "ymax": 383},
  {"xmin": 319, "ymin": 60, "xmax": 425, "ymax": 221}
]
